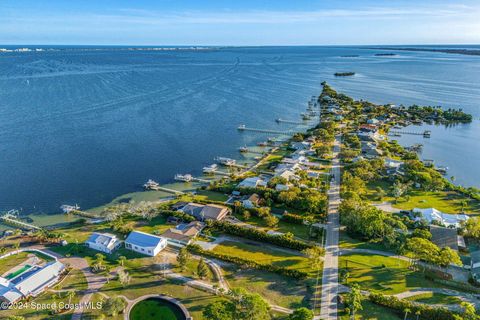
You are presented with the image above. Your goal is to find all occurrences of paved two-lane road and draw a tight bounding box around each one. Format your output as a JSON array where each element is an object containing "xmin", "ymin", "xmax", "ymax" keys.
[{"xmin": 318, "ymin": 135, "xmax": 342, "ymax": 320}]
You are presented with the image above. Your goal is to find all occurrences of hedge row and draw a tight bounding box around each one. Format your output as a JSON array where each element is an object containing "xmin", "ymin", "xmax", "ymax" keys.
[
  {"xmin": 187, "ymin": 244, "xmax": 308, "ymax": 280},
  {"xmin": 368, "ymin": 293, "xmax": 462, "ymax": 320},
  {"xmin": 281, "ymin": 212, "xmax": 305, "ymax": 225},
  {"xmin": 210, "ymin": 221, "xmax": 313, "ymax": 251},
  {"xmin": 158, "ymin": 209, "xmax": 196, "ymax": 223}
]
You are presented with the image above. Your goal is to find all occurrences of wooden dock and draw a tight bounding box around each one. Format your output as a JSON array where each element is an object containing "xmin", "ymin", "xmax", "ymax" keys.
[
  {"xmin": 0, "ymin": 214, "xmax": 41, "ymax": 231},
  {"xmin": 238, "ymin": 125, "xmax": 293, "ymax": 135},
  {"xmin": 148, "ymin": 186, "xmax": 185, "ymax": 195},
  {"xmin": 275, "ymin": 118, "xmax": 306, "ymax": 125},
  {"xmin": 389, "ymin": 130, "xmax": 431, "ymax": 137}
]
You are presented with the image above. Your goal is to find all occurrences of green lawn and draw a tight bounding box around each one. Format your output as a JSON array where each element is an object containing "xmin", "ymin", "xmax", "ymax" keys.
[
  {"xmin": 339, "ymin": 232, "xmax": 392, "ymax": 252},
  {"xmin": 405, "ymin": 292, "xmax": 462, "ymax": 305},
  {"xmin": 223, "ymin": 264, "xmax": 312, "ymax": 309},
  {"xmin": 194, "ymin": 190, "xmax": 229, "ymax": 202},
  {"xmin": 172, "ymin": 257, "xmax": 216, "ymax": 283},
  {"xmin": 339, "ymin": 253, "xmax": 439, "ymax": 295},
  {"xmin": 55, "ymin": 268, "xmax": 88, "ymax": 291},
  {"xmin": 339, "ymin": 297, "xmax": 402, "ymax": 320},
  {"xmin": 387, "ymin": 190, "xmax": 480, "ymax": 214},
  {"xmin": 211, "ymin": 240, "xmax": 317, "ymax": 276},
  {"xmin": 0, "ymin": 251, "xmax": 37, "ymax": 275}
]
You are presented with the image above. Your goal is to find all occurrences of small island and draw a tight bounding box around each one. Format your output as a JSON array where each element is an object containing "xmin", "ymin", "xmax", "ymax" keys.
[{"xmin": 334, "ymin": 72, "xmax": 355, "ymax": 77}]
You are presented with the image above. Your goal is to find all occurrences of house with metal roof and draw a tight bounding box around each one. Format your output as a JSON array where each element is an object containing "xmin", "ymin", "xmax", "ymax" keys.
[
  {"xmin": 125, "ymin": 230, "xmax": 168, "ymax": 256},
  {"xmin": 162, "ymin": 221, "xmax": 205, "ymax": 246},
  {"xmin": 85, "ymin": 232, "xmax": 122, "ymax": 254},
  {"xmin": 179, "ymin": 203, "xmax": 230, "ymax": 221},
  {"xmin": 0, "ymin": 260, "xmax": 65, "ymax": 305}
]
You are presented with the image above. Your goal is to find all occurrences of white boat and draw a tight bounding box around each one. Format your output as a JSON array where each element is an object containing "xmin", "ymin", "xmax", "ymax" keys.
[
  {"xmin": 60, "ymin": 204, "xmax": 80, "ymax": 213},
  {"xmin": 174, "ymin": 174, "xmax": 193, "ymax": 182},
  {"xmin": 203, "ymin": 164, "xmax": 218, "ymax": 173},
  {"xmin": 239, "ymin": 146, "xmax": 249, "ymax": 153},
  {"xmin": 143, "ymin": 179, "xmax": 160, "ymax": 190},
  {"xmin": 257, "ymin": 141, "xmax": 268, "ymax": 147},
  {"xmin": 215, "ymin": 157, "xmax": 236, "ymax": 166},
  {"xmin": 435, "ymin": 166, "xmax": 449, "ymax": 175}
]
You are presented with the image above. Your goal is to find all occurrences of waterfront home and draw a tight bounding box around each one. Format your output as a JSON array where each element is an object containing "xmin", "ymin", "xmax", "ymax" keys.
[
  {"xmin": 275, "ymin": 184, "xmax": 290, "ymax": 191},
  {"xmin": 237, "ymin": 176, "xmax": 267, "ymax": 188},
  {"xmin": 361, "ymin": 142, "xmax": 383, "ymax": 158},
  {"xmin": 241, "ymin": 193, "xmax": 260, "ymax": 208},
  {"xmin": 385, "ymin": 158, "xmax": 405, "ymax": 176},
  {"xmin": 430, "ymin": 225, "xmax": 465, "ymax": 251},
  {"xmin": 85, "ymin": 232, "xmax": 122, "ymax": 254},
  {"xmin": 0, "ymin": 261, "xmax": 65, "ymax": 305},
  {"xmin": 161, "ymin": 221, "xmax": 204, "ymax": 246},
  {"xmin": 412, "ymin": 208, "xmax": 469, "ymax": 228},
  {"xmin": 357, "ymin": 131, "xmax": 383, "ymax": 142},
  {"xmin": 125, "ymin": 231, "xmax": 168, "ymax": 256},
  {"xmin": 179, "ymin": 203, "xmax": 230, "ymax": 221},
  {"xmin": 291, "ymin": 141, "xmax": 312, "ymax": 151},
  {"xmin": 276, "ymin": 169, "xmax": 299, "ymax": 182},
  {"xmin": 359, "ymin": 124, "xmax": 378, "ymax": 133}
]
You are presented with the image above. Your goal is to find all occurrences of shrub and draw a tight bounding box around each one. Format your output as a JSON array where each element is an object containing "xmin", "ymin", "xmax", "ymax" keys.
[{"xmin": 209, "ymin": 221, "xmax": 313, "ymax": 251}]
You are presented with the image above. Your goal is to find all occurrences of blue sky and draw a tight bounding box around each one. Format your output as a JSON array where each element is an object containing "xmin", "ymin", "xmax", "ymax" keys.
[{"xmin": 1, "ymin": 0, "xmax": 479, "ymax": 45}]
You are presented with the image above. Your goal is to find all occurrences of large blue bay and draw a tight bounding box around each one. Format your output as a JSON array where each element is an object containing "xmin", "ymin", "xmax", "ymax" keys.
[{"xmin": 0, "ymin": 46, "xmax": 479, "ymax": 213}]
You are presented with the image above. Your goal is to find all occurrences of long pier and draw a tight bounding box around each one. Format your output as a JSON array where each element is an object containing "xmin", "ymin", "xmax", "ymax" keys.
[
  {"xmin": 389, "ymin": 130, "xmax": 431, "ymax": 137},
  {"xmin": 238, "ymin": 125, "xmax": 293, "ymax": 135},
  {"xmin": 275, "ymin": 118, "xmax": 306, "ymax": 125},
  {"xmin": 148, "ymin": 186, "xmax": 185, "ymax": 195},
  {"xmin": 0, "ymin": 215, "xmax": 41, "ymax": 231}
]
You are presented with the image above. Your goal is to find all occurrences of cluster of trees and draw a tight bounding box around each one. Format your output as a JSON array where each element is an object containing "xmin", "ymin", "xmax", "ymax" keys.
[
  {"xmin": 404, "ymin": 105, "xmax": 472, "ymax": 124},
  {"xmin": 369, "ymin": 292, "xmax": 478, "ymax": 320},
  {"xmin": 207, "ymin": 221, "xmax": 313, "ymax": 251},
  {"xmin": 187, "ymin": 244, "xmax": 308, "ymax": 279},
  {"xmin": 277, "ymin": 187, "xmax": 327, "ymax": 217},
  {"xmin": 339, "ymin": 197, "xmax": 407, "ymax": 249},
  {"xmin": 282, "ymin": 212, "xmax": 307, "ymax": 225},
  {"xmin": 341, "ymin": 159, "xmax": 384, "ymax": 198},
  {"xmin": 405, "ymin": 237, "xmax": 462, "ymax": 268},
  {"xmin": 203, "ymin": 288, "xmax": 314, "ymax": 320},
  {"xmin": 403, "ymin": 160, "xmax": 446, "ymax": 192}
]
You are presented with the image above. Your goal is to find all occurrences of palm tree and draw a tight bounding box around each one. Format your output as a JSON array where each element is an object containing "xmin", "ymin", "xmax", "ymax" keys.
[
  {"xmin": 118, "ymin": 256, "xmax": 127, "ymax": 267},
  {"xmin": 66, "ymin": 290, "xmax": 76, "ymax": 305},
  {"xmin": 403, "ymin": 308, "xmax": 411, "ymax": 320},
  {"xmin": 415, "ymin": 310, "xmax": 421, "ymax": 320}
]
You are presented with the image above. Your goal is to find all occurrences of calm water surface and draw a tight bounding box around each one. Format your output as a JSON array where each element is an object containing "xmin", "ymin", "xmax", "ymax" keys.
[{"xmin": 0, "ymin": 46, "xmax": 479, "ymax": 213}]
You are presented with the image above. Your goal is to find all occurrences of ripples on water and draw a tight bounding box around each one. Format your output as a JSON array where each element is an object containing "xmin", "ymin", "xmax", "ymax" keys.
[{"xmin": 0, "ymin": 46, "xmax": 479, "ymax": 212}]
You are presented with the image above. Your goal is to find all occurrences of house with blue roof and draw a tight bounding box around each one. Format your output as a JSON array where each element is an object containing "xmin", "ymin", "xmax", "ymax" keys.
[
  {"xmin": 125, "ymin": 230, "xmax": 168, "ymax": 256},
  {"xmin": 85, "ymin": 232, "xmax": 122, "ymax": 254}
]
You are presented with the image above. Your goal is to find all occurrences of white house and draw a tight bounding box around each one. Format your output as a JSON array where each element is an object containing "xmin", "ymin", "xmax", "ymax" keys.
[
  {"xmin": 0, "ymin": 260, "xmax": 65, "ymax": 304},
  {"xmin": 125, "ymin": 231, "xmax": 168, "ymax": 256},
  {"xmin": 85, "ymin": 232, "xmax": 122, "ymax": 254},
  {"xmin": 237, "ymin": 176, "xmax": 267, "ymax": 188},
  {"xmin": 412, "ymin": 208, "xmax": 469, "ymax": 229}
]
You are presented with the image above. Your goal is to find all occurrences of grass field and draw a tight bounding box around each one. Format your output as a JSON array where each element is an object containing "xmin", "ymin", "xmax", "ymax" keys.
[
  {"xmin": 211, "ymin": 240, "xmax": 318, "ymax": 276},
  {"xmin": 0, "ymin": 251, "xmax": 37, "ymax": 275},
  {"xmin": 339, "ymin": 253, "xmax": 439, "ymax": 295},
  {"xmin": 405, "ymin": 292, "xmax": 462, "ymax": 305},
  {"xmin": 223, "ymin": 264, "xmax": 311, "ymax": 309},
  {"xmin": 338, "ymin": 297, "xmax": 402, "ymax": 320},
  {"xmin": 339, "ymin": 232, "xmax": 392, "ymax": 252}
]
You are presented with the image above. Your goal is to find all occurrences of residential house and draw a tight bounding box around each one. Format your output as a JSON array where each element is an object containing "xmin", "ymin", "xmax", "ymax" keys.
[
  {"xmin": 275, "ymin": 184, "xmax": 290, "ymax": 191},
  {"xmin": 430, "ymin": 225, "xmax": 465, "ymax": 251},
  {"xmin": 0, "ymin": 260, "xmax": 65, "ymax": 305},
  {"xmin": 242, "ymin": 193, "xmax": 260, "ymax": 208},
  {"xmin": 125, "ymin": 230, "xmax": 168, "ymax": 256},
  {"xmin": 412, "ymin": 208, "xmax": 469, "ymax": 229},
  {"xmin": 179, "ymin": 203, "xmax": 230, "ymax": 221},
  {"xmin": 85, "ymin": 232, "xmax": 122, "ymax": 254},
  {"xmin": 361, "ymin": 142, "xmax": 383, "ymax": 158},
  {"xmin": 237, "ymin": 176, "xmax": 267, "ymax": 188},
  {"xmin": 162, "ymin": 221, "xmax": 205, "ymax": 246}
]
